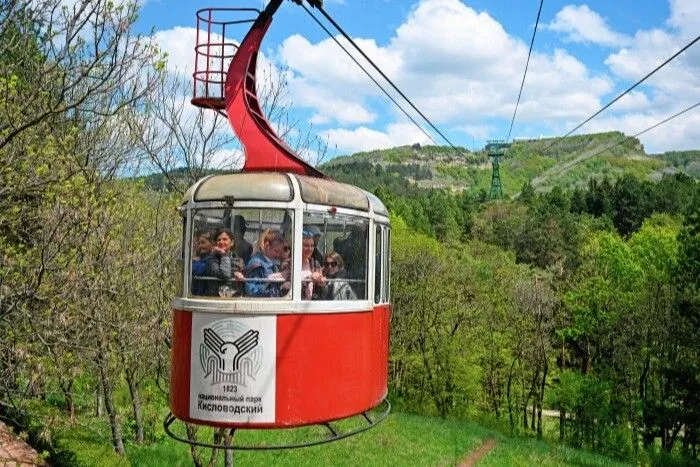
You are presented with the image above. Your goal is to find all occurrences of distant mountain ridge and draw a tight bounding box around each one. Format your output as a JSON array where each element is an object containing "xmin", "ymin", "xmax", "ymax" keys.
[
  {"xmin": 321, "ymin": 131, "xmax": 700, "ymax": 196},
  {"xmin": 136, "ymin": 132, "xmax": 699, "ymax": 195}
]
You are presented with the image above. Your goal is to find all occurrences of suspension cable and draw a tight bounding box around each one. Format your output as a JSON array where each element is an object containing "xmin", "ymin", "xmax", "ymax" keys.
[
  {"xmin": 506, "ymin": 0, "xmax": 544, "ymax": 142},
  {"xmin": 300, "ymin": 3, "xmax": 439, "ymax": 146},
  {"xmin": 544, "ymin": 34, "xmax": 700, "ymax": 152},
  {"xmin": 312, "ymin": 3, "xmax": 465, "ymax": 154}
]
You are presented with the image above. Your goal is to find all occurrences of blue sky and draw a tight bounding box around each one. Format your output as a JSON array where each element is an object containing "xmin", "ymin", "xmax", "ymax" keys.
[{"xmin": 137, "ymin": 0, "xmax": 700, "ymax": 158}]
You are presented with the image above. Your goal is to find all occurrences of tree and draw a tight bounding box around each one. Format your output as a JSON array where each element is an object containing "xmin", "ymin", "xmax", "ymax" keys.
[
  {"xmin": 1, "ymin": 0, "xmax": 163, "ymax": 456},
  {"xmin": 611, "ymin": 174, "xmax": 653, "ymax": 236}
]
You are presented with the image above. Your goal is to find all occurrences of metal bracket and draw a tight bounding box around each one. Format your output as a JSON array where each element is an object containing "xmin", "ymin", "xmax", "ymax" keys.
[{"xmin": 163, "ymin": 398, "xmax": 391, "ymax": 450}]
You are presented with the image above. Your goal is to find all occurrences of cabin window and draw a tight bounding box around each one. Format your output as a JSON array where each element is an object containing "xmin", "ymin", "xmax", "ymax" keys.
[
  {"xmin": 188, "ymin": 208, "xmax": 294, "ymax": 299},
  {"xmin": 303, "ymin": 212, "xmax": 369, "ymax": 300},
  {"xmin": 374, "ymin": 225, "xmax": 382, "ymax": 304},
  {"xmin": 385, "ymin": 228, "xmax": 391, "ymax": 302}
]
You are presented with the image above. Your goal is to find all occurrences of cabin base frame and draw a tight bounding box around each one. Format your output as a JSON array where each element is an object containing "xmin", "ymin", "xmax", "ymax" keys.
[{"xmin": 162, "ymin": 398, "xmax": 390, "ymax": 450}]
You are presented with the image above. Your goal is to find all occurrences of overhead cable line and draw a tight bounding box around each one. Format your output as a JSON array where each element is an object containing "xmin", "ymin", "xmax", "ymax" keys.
[
  {"xmin": 312, "ymin": 3, "xmax": 466, "ymax": 154},
  {"xmin": 506, "ymin": 0, "xmax": 544, "ymax": 142},
  {"xmin": 300, "ymin": 3, "xmax": 439, "ymax": 146},
  {"xmin": 544, "ymin": 33, "xmax": 700, "ymax": 152},
  {"xmin": 534, "ymin": 100, "xmax": 700, "ymax": 186}
]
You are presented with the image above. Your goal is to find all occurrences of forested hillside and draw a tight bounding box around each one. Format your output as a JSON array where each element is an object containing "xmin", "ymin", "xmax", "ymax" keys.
[
  {"xmin": 322, "ymin": 132, "xmax": 698, "ymax": 195},
  {"xmin": 2, "ymin": 2, "xmax": 699, "ymax": 466}
]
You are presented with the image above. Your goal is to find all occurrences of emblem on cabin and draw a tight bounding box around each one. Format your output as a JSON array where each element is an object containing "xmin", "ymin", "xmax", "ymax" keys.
[{"xmin": 200, "ymin": 326, "xmax": 261, "ymax": 386}]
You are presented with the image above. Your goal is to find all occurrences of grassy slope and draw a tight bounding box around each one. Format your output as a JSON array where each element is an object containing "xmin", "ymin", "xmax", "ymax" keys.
[{"xmin": 39, "ymin": 403, "xmax": 628, "ymax": 466}]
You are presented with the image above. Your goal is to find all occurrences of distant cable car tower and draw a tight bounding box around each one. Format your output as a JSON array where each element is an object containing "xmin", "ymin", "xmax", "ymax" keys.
[
  {"xmin": 486, "ymin": 140, "xmax": 509, "ymax": 199},
  {"xmin": 164, "ymin": 0, "xmax": 391, "ymax": 451}
]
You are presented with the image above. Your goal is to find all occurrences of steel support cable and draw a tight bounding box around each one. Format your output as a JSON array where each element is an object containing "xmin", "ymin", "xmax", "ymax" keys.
[
  {"xmin": 544, "ymin": 33, "xmax": 700, "ymax": 152},
  {"xmin": 535, "ymin": 100, "xmax": 700, "ymax": 185},
  {"xmin": 313, "ymin": 3, "xmax": 466, "ymax": 154},
  {"xmin": 300, "ymin": 3, "xmax": 439, "ymax": 146},
  {"xmin": 506, "ymin": 0, "xmax": 544, "ymax": 142}
]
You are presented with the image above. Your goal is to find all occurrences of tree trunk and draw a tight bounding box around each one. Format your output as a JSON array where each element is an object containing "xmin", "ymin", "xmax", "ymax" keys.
[
  {"xmin": 537, "ymin": 362, "xmax": 547, "ymax": 439},
  {"xmin": 559, "ymin": 409, "xmax": 566, "ymax": 442},
  {"xmin": 207, "ymin": 429, "xmax": 225, "ymax": 467},
  {"xmin": 506, "ymin": 369, "xmax": 514, "ymax": 429},
  {"xmin": 185, "ymin": 423, "xmax": 203, "ymax": 467},
  {"xmin": 98, "ymin": 355, "xmax": 125, "ymax": 456},
  {"xmin": 96, "ymin": 386, "xmax": 104, "ymax": 417},
  {"xmin": 125, "ymin": 371, "xmax": 144, "ymax": 444},
  {"xmin": 60, "ymin": 378, "xmax": 75, "ymax": 423},
  {"xmin": 559, "ymin": 338, "xmax": 565, "ymax": 442},
  {"xmin": 224, "ymin": 429, "xmax": 235, "ymax": 467}
]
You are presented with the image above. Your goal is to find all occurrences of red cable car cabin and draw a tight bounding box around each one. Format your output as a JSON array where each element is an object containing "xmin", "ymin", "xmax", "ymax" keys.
[{"xmin": 170, "ymin": 173, "xmax": 391, "ymax": 427}]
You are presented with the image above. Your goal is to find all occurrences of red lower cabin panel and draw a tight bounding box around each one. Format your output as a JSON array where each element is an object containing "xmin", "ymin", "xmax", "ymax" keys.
[{"xmin": 170, "ymin": 305, "xmax": 390, "ymax": 428}]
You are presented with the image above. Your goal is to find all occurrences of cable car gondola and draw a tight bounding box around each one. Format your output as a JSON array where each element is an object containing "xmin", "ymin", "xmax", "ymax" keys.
[{"xmin": 165, "ymin": 0, "xmax": 391, "ymax": 450}]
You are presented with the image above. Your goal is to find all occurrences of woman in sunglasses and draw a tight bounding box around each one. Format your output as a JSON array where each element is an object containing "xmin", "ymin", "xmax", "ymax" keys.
[{"xmin": 320, "ymin": 252, "xmax": 356, "ymax": 301}]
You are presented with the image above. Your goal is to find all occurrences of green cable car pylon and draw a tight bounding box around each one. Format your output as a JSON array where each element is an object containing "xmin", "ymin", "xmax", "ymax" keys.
[{"xmin": 486, "ymin": 140, "xmax": 510, "ymax": 199}]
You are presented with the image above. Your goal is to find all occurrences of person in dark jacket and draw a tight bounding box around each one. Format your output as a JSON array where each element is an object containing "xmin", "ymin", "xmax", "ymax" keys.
[
  {"xmin": 246, "ymin": 229, "xmax": 290, "ymax": 297},
  {"xmin": 319, "ymin": 252, "xmax": 356, "ymax": 300},
  {"xmin": 232, "ymin": 215, "xmax": 253, "ymax": 264},
  {"xmin": 191, "ymin": 230, "xmax": 214, "ymax": 296},
  {"xmin": 205, "ymin": 228, "xmax": 245, "ymax": 297},
  {"xmin": 333, "ymin": 223, "xmax": 367, "ymax": 298}
]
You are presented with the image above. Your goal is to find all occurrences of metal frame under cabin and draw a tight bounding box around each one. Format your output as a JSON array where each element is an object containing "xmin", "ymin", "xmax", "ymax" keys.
[{"xmin": 172, "ymin": 172, "xmax": 391, "ymax": 315}]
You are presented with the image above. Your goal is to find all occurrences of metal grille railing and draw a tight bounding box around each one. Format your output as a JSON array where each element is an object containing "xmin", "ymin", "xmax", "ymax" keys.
[{"xmin": 192, "ymin": 8, "xmax": 260, "ymax": 109}]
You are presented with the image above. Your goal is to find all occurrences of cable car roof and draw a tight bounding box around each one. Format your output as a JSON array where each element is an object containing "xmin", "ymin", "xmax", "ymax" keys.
[{"xmin": 182, "ymin": 172, "xmax": 389, "ymax": 216}]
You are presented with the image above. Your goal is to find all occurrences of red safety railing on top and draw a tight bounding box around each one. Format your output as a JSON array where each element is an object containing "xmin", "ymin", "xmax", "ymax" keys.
[{"xmin": 191, "ymin": 8, "xmax": 260, "ymax": 110}]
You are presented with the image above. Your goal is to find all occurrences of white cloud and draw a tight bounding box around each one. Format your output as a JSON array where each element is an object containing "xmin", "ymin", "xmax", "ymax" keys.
[
  {"xmin": 322, "ymin": 122, "xmax": 431, "ymax": 154},
  {"xmin": 457, "ymin": 124, "xmax": 495, "ymax": 141},
  {"xmin": 546, "ymin": 4, "xmax": 632, "ymax": 47},
  {"xmin": 613, "ymin": 91, "xmax": 651, "ymax": 112},
  {"xmin": 278, "ymin": 0, "xmax": 613, "ymax": 131},
  {"xmin": 667, "ymin": 0, "xmax": 700, "ymax": 36},
  {"xmin": 290, "ymin": 76, "xmax": 377, "ymax": 125},
  {"xmin": 154, "ymin": 27, "xmax": 199, "ymax": 75}
]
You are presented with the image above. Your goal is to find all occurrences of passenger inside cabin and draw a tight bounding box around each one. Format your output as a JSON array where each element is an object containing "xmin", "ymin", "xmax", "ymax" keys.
[
  {"xmin": 246, "ymin": 229, "xmax": 290, "ymax": 297},
  {"xmin": 333, "ymin": 224, "xmax": 367, "ymax": 297},
  {"xmin": 279, "ymin": 243, "xmax": 291, "ymax": 276},
  {"xmin": 205, "ymin": 228, "xmax": 245, "ymax": 297},
  {"xmin": 307, "ymin": 225, "xmax": 324, "ymax": 265},
  {"xmin": 191, "ymin": 230, "xmax": 214, "ymax": 296},
  {"xmin": 232, "ymin": 215, "xmax": 253, "ymax": 264},
  {"xmin": 301, "ymin": 228, "xmax": 326, "ymax": 300},
  {"xmin": 320, "ymin": 252, "xmax": 356, "ymax": 301}
]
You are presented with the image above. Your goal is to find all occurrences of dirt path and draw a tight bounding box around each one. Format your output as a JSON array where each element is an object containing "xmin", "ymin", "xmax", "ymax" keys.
[
  {"xmin": 0, "ymin": 421, "xmax": 43, "ymax": 466},
  {"xmin": 459, "ymin": 437, "xmax": 498, "ymax": 466}
]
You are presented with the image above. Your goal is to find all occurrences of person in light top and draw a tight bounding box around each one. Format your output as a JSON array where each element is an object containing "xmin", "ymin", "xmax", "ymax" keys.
[{"xmin": 301, "ymin": 228, "xmax": 326, "ymax": 300}]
